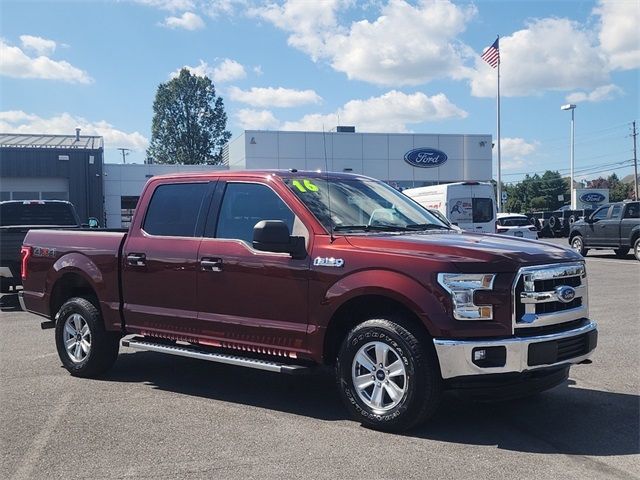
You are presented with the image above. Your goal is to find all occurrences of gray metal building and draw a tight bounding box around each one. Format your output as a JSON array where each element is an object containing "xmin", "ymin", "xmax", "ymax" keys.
[{"xmin": 0, "ymin": 132, "xmax": 104, "ymax": 223}]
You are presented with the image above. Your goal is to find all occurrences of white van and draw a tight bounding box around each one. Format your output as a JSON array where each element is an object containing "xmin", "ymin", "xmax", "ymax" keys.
[{"xmin": 403, "ymin": 182, "xmax": 497, "ymax": 233}]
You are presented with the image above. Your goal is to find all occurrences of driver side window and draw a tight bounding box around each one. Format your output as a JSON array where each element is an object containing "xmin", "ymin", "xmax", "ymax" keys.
[
  {"xmin": 214, "ymin": 183, "xmax": 296, "ymax": 244},
  {"xmin": 592, "ymin": 207, "xmax": 609, "ymax": 221}
]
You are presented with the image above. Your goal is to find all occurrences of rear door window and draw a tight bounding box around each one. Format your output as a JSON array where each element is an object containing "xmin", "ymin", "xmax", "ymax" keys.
[
  {"xmin": 143, "ymin": 183, "xmax": 208, "ymax": 237},
  {"xmin": 472, "ymin": 198, "xmax": 494, "ymax": 223},
  {"xmin": 610, "ymin": 205, "xmax": 622, "ymax": 219},
  {"xmin": 623, "ymin": 203, "xmax": 639, "ymax": 219}
]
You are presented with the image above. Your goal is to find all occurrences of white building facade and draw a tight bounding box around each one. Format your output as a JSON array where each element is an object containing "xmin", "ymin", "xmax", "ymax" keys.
[
  {"xmin": 102, "ymin": 129, "xmax": 492, "ymax": 227},
  {"xmin": 228, "ymin": 130, "xmax": 493, "ymax": 189}
]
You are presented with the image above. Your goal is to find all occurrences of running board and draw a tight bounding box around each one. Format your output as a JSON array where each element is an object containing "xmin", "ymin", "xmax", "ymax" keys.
[{"xmin": 121, "ymin": 337, "xmax": 310, "ymax": 375}]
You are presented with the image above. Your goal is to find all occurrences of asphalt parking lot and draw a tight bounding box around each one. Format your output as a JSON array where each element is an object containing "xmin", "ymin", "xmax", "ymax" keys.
[{"xmin": 1, "ymin": 238, "xmax": 638, "ymax": 480}]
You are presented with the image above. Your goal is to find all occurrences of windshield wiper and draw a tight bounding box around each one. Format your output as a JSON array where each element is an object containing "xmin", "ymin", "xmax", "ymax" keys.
[
  {"xmin": 333, "ymin": 224, "xmax": 408, "ymax": 232},
  {"xmin": 404, "ymin": 223, "xmax": 452, "ymax": 231}
]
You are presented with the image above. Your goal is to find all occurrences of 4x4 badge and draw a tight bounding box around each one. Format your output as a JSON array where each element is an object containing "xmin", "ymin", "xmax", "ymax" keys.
[{"xmin": 313, "ymin": 257, "xmax": 345, "ymax": 268}]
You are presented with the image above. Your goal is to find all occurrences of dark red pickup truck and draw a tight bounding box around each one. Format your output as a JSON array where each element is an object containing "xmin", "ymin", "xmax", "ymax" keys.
[{"xmin": 20, "ymin": 170, "xmax": 597, "ymax": 431}]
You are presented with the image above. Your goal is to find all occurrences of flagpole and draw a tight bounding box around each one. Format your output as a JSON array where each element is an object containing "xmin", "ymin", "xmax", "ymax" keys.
[{"xmin": 496, "ymin": 35, "xmax": 502, "ymax": 213}]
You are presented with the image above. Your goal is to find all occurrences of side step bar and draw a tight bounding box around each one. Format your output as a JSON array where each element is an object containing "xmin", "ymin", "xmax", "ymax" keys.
[{"xmin": 121, "ymin": 337, "xmax": 310, "ymax": 375}]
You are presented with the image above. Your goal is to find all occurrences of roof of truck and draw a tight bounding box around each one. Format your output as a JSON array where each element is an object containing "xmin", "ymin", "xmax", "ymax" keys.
[{"xmin": 149, "ymin": 169, "xmax": 373, "ymax": 181}]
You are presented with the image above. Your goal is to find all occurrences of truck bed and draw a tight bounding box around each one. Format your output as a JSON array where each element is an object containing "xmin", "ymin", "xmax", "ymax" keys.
[{"xmin": 21, "ymin": 229, "xmax": 128, "ymax": 331}]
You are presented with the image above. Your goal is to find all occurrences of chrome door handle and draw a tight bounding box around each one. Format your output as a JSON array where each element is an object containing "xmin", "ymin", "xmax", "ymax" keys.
[
  {"xmin": 126, "ymin": 253, "xmax": 146, "ymax": 267},
  {"xmin": 201, "ymin": 258, "xmax": 223, "ymax": 272}
]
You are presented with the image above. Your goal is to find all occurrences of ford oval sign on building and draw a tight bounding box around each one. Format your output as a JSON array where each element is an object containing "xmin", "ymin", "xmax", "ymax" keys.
[
  {"xmin": 404, "ymin": 148, "xmax": 448, "ymax": 168},
  {"xmin": 580, "ymin": 192, "xmax": 606, "ymax": 204}
]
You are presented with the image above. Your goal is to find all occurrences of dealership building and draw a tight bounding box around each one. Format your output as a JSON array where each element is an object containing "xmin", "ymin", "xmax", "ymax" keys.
[{"xmin": 1, "ymin": 129, "xmax": 493, "ymax": 228}]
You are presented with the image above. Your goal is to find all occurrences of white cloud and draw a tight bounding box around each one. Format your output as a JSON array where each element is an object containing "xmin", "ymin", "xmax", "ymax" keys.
[
  {"xmin": 212, "ymin": 58, "xmax": 246, "ymax": 83},
  {"xmin": 282, "ymin": 90, "xmax": 467, "ymax": 132},
  {"xmin": 470, "ymin": 18, "xmax": 609, "ymax": 97},
  {"xmin": 250, "ymin": 0, "xmax": 347, "ymax": 60},
  {"xmin": 326, "ymin": 0, "xmax": 477, "ymax": 86},
  {"xmin": 161, "ymin": 11, "xmax": 205, "ymax": 30},
  {"xmin": 566, "ymin": 84, "xmax": 623, "ymax": 103},
  {"xmin": 19, "ymin": 35, "xmax": 56, "ymax": 56},
  {"xmin": 500, "ymin": 137, "xmax": 538, "ymax": 170},
  {"xmin": 252, "ymin": 0, "xmax": 476, "ymax": 87},
  {"xmin": 0, "ymin": 39, "xmax": 92, "ymax": 84},
  {"xmin": 0, "ymin": 111, "xmax": 148, "ymax": 151},
  {"xmin": 169, "ymin": 58, "xmax": 246, "ymax": 83},
  {"xmin": 228, "ymin": 86, "xmax": 322, "ymax": 108},
  {"xmin": 594, "ymin": 0, "xmax": 640, "ymax": 70},
  {"xmin": 235, "ymin": 108, "xmax": 280, "ymax": 130},
  {"xmin": 135, "ymin": 0, "xmax": 195, "ymax": 12},
  {"xmin": 253, "ymin": 65, "xmax": 263, "ymax": 76}
]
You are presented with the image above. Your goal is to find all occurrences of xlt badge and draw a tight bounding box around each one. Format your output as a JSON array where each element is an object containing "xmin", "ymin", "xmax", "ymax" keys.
[{"xmin": 313, "ymin": 257, "xmax": 345, "ymax": 268}]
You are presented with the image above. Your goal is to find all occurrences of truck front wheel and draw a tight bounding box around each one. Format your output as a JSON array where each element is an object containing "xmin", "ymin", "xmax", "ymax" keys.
[
  {"xmin": 571, "ymin": 235, "xmax": 588, "ymax": 257},
  {"xmin": 54, "ymin": 297, "xmax": 120, "ymax": 377},
  {"xmin": 634, "ymin": 238, "xmax": 640, "ymax": 261},
  {"xmin": 336, "ymin": 318, "xmax": 442, "ymax": 432}
]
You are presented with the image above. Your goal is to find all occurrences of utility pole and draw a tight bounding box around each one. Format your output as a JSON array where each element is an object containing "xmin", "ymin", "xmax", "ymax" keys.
[
  {"xmin": 632, "ymin": 121, "xmax": 638, "ymax": 201},
  {"xmin": 117, "ymin": 148, "xmax": 130, "ymax": 164}
]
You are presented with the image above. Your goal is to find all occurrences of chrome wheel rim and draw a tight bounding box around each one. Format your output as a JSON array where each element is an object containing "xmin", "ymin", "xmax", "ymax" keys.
[
  {"xmin": 352, "ymin": 341, "xmax": 407, "ymax": 412},
  {"xmin": 63, "ymin": 313, "xmax": 91, "ymax": 363},
  {"xmin": 572, "ymin": 238, "xmax": 582, "ymax": 253}
]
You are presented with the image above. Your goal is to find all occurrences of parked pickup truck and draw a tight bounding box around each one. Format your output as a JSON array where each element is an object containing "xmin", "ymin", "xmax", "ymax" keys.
[
  {"xmin": 1, "ymin": 200, "xmax": 82, "ymax": 292},
  {"xmin": 569, "ymin": 201, "xmax": 640, "ymax": 261},
  {"xmin": 20, "ymin": 171, "xmax": 598, "ymax": 431}
]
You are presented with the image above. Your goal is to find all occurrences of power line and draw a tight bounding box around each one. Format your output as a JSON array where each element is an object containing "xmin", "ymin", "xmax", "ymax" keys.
[{"xmin": 502, "ymin": 157, "xmax": 632, "ymax": 177}]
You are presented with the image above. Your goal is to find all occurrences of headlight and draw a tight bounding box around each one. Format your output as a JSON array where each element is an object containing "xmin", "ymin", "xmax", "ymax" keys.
[{"xmin": 437, "ymin": 273, "xmax": 496, "ymax": 320}]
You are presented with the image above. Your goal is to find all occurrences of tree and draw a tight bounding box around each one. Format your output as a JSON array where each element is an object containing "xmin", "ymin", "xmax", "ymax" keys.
[
  {"xmin": 502, "ymin": 171, "xmax": 569, "ymax": 213},
  {"xmin": 147, "ymin": 68, "xmax": 231, "ymax": 165}
]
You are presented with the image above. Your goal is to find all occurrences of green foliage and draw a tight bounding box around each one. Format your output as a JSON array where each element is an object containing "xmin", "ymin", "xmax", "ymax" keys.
[
  {"xmin": 587, "ymin": 173, "xmax": 634, "ymax": 202},
  {"xmin": 147, "ymin": 68, "xmax": 232, "ymax": 165},
  {"xmin": 502, "ymin": 170, "xmax": 570, "ymax": 213}
]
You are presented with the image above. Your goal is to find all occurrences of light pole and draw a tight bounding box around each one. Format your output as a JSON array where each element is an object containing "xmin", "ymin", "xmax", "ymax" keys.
[{"xmin": 561, "ymin": 104, "xmax": 576, "ymax": 207}]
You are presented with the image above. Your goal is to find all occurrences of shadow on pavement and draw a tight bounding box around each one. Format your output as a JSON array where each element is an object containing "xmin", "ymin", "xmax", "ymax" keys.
[{"xmin": 104, "ymin": 351, "xmax": 639, "ymax": 457}]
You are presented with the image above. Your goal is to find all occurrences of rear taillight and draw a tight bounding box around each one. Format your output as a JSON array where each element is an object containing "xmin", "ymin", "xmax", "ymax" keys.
[
  {"xmin": 528, "ymin": 226, "xmax": 537, "ymax": 231},
  {"xmin": 497, "ymin": 227, "xmax": 508, "ymax": 233},
  {"xmin": 20, "ymin": 246, "xmax": 32, "ymax": 280}
]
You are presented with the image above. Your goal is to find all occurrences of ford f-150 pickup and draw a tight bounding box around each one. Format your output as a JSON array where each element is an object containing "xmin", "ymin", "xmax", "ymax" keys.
[{"xmin": 20, "ymin": 170, "xmax": 598, "ymax": 431}]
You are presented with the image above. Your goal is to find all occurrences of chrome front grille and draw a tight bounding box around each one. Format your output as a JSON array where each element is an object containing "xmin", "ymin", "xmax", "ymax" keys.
[{"xmin": 512, "ymin": 262, "xmax": 588, "ymax": 332}]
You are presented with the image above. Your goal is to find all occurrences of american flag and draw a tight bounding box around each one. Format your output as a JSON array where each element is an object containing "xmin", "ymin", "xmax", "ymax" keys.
[{"xmin": 481, "ymin": 37, "xmax": 500, "ymax": 68}]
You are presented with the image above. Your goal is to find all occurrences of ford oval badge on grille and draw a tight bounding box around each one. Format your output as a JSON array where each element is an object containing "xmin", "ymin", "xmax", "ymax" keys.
[
  {"xmin": 555, "ymin": 285, "xmax": 576, "ymax": 303},
  {"xmin": 404, "ymin": 148, "xmax": 448, "ymax": 168}
]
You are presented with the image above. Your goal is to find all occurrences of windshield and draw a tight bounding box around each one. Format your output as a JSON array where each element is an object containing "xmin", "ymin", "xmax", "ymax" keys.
[{"xmin": 283, "ymin": 176, "xmax": 448, "ymax": 233}]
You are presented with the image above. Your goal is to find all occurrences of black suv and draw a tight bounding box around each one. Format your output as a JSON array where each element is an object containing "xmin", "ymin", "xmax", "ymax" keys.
[{"xmin": 568, "ymin": 201, "xmax": 640, "ymax": 261}]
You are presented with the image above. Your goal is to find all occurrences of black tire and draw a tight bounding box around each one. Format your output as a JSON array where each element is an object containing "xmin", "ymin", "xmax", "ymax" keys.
[
  {"xmin": 614, "ymin": 248, "xmax": 629, "ymax": 258},
  {"xmin": 335, "ymin": 318, "xmax": 442, "ymax": 432},
  {"xmin": 549, "ymin": 215, "xmax": 557, "ymax": 230},
  {"xmin": 634, "ymin": 238, "xmax": 640, "ymax": 262},
  {"xmin": 569, "ymin": 215, "xmax": 576, "ymax": 225},
  {"xmin": 54, "ymin": 297, "xmax": 120, "ymax": 377},
  {"xmin": 571, "ymin": 235, "xmax": 588, "ymax": 257}
]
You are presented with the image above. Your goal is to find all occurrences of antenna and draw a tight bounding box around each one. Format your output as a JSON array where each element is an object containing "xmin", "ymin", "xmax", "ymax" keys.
[{"xmin": 322, "ymin": 124, "xmax": 335, "ymax": 242}]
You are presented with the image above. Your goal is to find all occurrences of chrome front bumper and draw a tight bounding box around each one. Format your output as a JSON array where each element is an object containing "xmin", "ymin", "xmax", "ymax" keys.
[{"xmin": 433, "ymin": 320, "xmax": 597, "ymax": 379}]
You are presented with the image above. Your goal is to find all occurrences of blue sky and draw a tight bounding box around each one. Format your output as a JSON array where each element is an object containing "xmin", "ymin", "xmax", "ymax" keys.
[{"xmin": 1, "ymin": 0, "xmax": 638, "ymax": 184}]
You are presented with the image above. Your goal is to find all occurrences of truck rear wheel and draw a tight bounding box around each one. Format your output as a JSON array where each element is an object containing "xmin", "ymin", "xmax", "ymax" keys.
[
  {"xmin": 54, "ymin": 297, "xmax": 120, "ymax": 377},
  {"xmin": 634, "ymin": 238, "xmax": 640, "ymax": 262},
  {"xmin": 336, "ymin": 318, "xmax": 442, "ymax": 432}
]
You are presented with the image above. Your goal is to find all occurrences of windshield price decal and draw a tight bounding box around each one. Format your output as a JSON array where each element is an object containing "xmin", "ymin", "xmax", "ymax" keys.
[{"xmin": 292, "ymin": 179, "xmax": 319, "ymax": 193}]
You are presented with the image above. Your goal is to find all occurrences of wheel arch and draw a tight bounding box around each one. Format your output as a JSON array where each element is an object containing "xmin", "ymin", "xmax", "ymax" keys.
[
  {"xmin": 50, "ymin": 272, "xmax": 99, "ymax": 323},
  {"xmin": 322, "ymin": 294, "xmax": 429, "ymax": 366}
]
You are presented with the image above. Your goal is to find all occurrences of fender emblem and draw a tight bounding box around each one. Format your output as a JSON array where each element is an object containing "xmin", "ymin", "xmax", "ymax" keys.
[{"xmin": 313, "ymin": 257, "xmax": 345, "ymax": 268}]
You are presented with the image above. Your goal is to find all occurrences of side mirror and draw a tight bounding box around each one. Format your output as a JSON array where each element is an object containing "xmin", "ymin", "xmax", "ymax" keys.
[
  {"xmin": 252, "ymin": 220, "xmax": 306, "ymax": 259},
  {"xmin": 88, "ymin": 217, "xmax": 99, "ymax": 228}
]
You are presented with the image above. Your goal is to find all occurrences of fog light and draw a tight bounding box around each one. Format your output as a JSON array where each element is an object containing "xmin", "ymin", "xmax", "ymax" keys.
[
  {"xmin": 472, "ymin": 346, "xmax": 507, "ymax": 368},
  {"xmin": 473, "ymin": 349, "xmax": 486, "ymax": 361}
]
